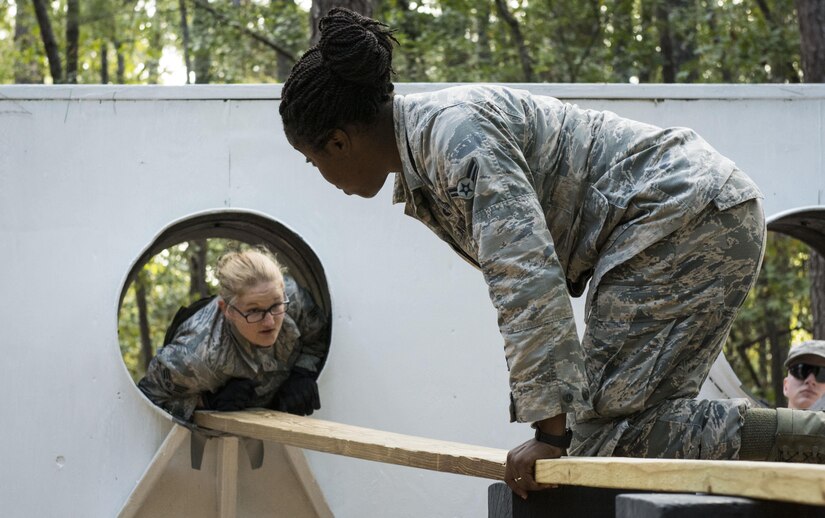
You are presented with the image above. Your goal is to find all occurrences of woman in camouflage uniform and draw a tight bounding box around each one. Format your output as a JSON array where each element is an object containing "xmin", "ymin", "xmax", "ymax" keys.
[
  {"xmin": 278, "ymin": 7, "xmax": 825, "ymax": 500},
  {"xmin": 138, "ymin": 248, "xmax": 329, "ymax": 420}
]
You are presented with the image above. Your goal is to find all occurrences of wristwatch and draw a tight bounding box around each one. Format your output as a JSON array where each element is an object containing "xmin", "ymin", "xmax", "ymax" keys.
[{"xmin": 534, "ymin": 427, "xmax": 573, "ymax": 448}]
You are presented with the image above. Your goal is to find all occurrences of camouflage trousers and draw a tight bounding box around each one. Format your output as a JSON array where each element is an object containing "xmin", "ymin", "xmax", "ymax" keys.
[{"xmin": 570, "ymin": 197, "xmax": 766, "ymax": 460}]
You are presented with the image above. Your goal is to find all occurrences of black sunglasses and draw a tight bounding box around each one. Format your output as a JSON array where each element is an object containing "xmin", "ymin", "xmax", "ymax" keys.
[{"xmin": 788, "ymin": 363, "xmax": 825, "ymax": 383}]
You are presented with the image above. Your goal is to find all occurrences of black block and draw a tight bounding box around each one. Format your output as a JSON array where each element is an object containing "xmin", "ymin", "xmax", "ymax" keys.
[
  {"xmin": 616, "ymin": 493, "xmax": 825, "ymax": 518},
  {"xmin": 488, "ymin": 482, "xmax": 639, "ymax": 518}
]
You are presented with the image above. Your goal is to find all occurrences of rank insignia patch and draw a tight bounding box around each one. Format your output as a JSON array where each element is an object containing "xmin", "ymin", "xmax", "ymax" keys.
[{"xmin": 448, "ymin": 158, "xmax": 479, "ymax": 200}]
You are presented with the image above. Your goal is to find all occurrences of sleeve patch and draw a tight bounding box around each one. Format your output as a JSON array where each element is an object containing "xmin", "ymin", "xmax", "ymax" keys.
[{"xmin": 448, "ymin": 158, "xmax": 479, "ymax": 200}]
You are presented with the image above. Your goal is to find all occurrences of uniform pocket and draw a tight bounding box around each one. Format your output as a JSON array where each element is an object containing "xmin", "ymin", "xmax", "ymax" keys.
[
  {"xmin": 566, "ymin": 186, "xmax": 612, "ymax": 288},
  {"xmin": 587, "ymin": 281, "xmax": 725, "ymax": 417},
  {"xmin": 582, "ymin": 317, "xmax": 630, "ymax": 417}
]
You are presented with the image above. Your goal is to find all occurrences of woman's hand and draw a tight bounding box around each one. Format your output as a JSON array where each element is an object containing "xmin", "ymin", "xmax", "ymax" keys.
[
  {"xmin": 504, "ymin": 438, "xmax": 563, "ymax": 500},
  {"xmin": 271, "ymin": 367, "xmax": 320, "ymax": 415},
  {"xmin": 202, "ymin": 378, "xmax": 259, "ymax": 411}
]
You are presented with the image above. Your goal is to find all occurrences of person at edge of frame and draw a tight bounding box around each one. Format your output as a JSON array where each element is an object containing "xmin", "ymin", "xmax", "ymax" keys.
[
  {"xmin": 278, "ymin": 7, "xmax": 825, "ymax": 500},
  {"xmin": 138, "ymin": 247, "xmax": 329, "ymax": 421},
  {"xmin": 784, "ymin": 340, "xmax": 825, "ymax": 411}
]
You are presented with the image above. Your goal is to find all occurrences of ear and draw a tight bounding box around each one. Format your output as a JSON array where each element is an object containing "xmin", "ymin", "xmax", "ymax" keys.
[
  {"xmin": 217, "ymin": 298, "xmax": 228, "ymax": 316},
  {"xmin": 325, "ymin": 128, "xmax": 352, "ymax": 156},
  {"xmin": 783, "ymin": 376, "xmax": 790, "ymax": 397}
]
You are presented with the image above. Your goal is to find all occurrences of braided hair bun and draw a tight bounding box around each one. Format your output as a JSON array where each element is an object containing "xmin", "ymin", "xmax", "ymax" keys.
[
  {"xmin": 280, "ymin": 8, "xmax": 398, "ymax": 150},
  {"xmin": 318, "ymin": 8, "xmax": 396, "ymax": 87}
]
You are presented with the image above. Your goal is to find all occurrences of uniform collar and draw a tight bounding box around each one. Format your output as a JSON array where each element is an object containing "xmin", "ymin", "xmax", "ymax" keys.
[{"xmin": 392, "ymin": 94, "xmax": 423, "ymax": 206}]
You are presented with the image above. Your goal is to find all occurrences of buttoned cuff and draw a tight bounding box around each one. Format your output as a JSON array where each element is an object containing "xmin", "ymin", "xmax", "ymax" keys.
[{"xmin": 509, "ymin": 379, "xmax": 592, "ymax": 423}]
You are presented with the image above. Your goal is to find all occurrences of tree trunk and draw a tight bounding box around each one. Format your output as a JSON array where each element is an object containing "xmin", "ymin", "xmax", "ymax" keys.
[
  {"xmin": 192, "ymin": 1, "xmax": 212, "ymax": 83},
  {"xmin": 737, "ymin": 344, "xmax": 764, "ymax": 390},
  {"xmin": 179, "ymin": 0, "xmax": 193, "ymax": 84},
  {"xmin": 494, "ymin": 0, "xmax": 535, "ymax": 82},
  {"xmin": 136, "ymin": 271, "xmax": 153, "ymax": 374},
  {"xmin": 754, "ymin": 0, "xmax": 799, "ymax": 82},
  {"xmin": 811, "ymin": 253, "xmax": 825, "ymax": 339},
  {"xmin": 656, "ymin": 0, "xmax": 697, "ymax": 83},
  {"xmin": 268, "ymin": 0, "xmax": 298, "ymax": 81},
  {"xmin": 277, "ymin": 54, "xmax": 292, "ymax": 82},
  {"xmin": 146, "ymin": 25, "xmax": 162, "ymax": 84},
  {"xmin": 65, "ymin": 0, "xmax": 80, "ymax": 83},
  {"xmin": 796, "ymin": 0, "xmax": 825, "ymax": 338},
  {"xmin": 795, "ymin": 0, "xmax": 825, "ymax": 83},
  {"xmin": 14, "ymin": 0, "xmax": 43, "ymax": 84},
  {"xmin": 310, "ymin": 0, "xmax": 373, "ymax": 45},
  {"xmin": 611, "ymin": 0, "xmax": 634, "ymax": 82},
  {"xmin": 567, "ymin": 0, "xmax": 602, "ymax": 83},
  {"xmin": 637, "ymin": 0, "xmax": 654, "ymax": 82},
  {"xmin": 758, "ymin": 337, "xmax": 768, "ymax": 388},
  {"xmin": 706, "ymin": 6, "xmax": 732, "ymax": 82},
  {"xmin": 115, "ymin": 40, "xmax": 126, "ymax": 84},
  {"xmin": 31, "ymin": 0, "xmax": 63, "ymax": 83},
  {"xmin": 656, "ymin": 0, "xmax": 674, "ymax": 82},
  {"xmin": 395, "ymin": 0, "xmax": 425, "ymax": 81},
  {"xmin": 768, "ymin": 320, "xmax": 790, "ymax": 406},
  {"xmin": 189, "ymin": 239, "xmax": 210, "ymax": 299},
  {"xmin": 100, "ymin": 42, "xmax": 109, "ymax": 84},
  {"xmin": 476, "ymin": 0, "xmax": 493, "ymax": 73}
]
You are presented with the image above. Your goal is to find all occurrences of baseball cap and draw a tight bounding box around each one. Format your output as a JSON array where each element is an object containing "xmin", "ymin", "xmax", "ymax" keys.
[{"xmin": 784, "ymin": 340, "xmax": 825, "ymax": 367}]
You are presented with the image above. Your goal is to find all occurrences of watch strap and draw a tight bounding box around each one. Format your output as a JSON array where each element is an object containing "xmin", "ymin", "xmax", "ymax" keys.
[{"xmin": 534, "ymin": 427, "xmax": 573, "ymax": 448}]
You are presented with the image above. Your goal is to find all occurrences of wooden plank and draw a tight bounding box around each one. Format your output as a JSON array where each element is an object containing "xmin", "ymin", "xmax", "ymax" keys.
[
  {"xmin": 117, "ymin": 424, "xmax": 190, "ymax": 518},
  {"xmin": 194, "ymin": 410, "xmax": 507, "ymax": 480},
  {"xmin": 216, "ymin": 437, "xmax": 239, "ymax": 518},
  {"xmin": 535, "ymin": 457, "xmax": 825, "ymax": 506},
  {"xmin": 195, "ymin": 410, "xmax": 825, "ymax": 507}
]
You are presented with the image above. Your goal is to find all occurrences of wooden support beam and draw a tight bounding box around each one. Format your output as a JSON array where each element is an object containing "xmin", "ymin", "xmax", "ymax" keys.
[
  {"xmin": 194, "ymin": 410, "xmax": 507, "ymax": 480},
  {"xmin": 282, "ymin": 445, "xmax": 334, "ymax": 518},
  {"xmin": 535, "ymin": 457, "xmax": 825, "ymax": 506},
  {"xmin": 118, "ymin": 424, "xmax": 190, "ymax": 518},
  {"xmin": 216, "ymin": 437, "xmax": 239, "ymax": 518}
]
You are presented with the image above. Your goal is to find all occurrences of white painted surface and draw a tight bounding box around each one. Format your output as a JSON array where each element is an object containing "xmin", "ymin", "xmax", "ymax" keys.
[{"xmin": 0, "ymin": 84, "xmax": 823, "ymax": 518}]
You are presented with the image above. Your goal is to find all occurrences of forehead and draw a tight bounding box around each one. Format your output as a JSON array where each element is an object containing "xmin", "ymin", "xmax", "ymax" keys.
[{"xmin": 235, "ymin": 279, "xmax": 285, "ymax": 306}]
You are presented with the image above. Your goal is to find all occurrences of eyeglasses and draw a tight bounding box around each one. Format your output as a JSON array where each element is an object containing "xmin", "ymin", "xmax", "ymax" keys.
[
  {"xmin": 229, "ymin": 300, "xmax": 290, "ymax": 323},
  {"xmin": 788, "ymin": 363, "xmax": 825, "ymax": 383}
]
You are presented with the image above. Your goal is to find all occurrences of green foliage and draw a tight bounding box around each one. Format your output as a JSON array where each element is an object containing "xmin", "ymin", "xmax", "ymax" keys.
[
  {"xmin": 0, "ymin": 3, "xmax": 15, "ymax": 83},
  {"xmin": 0, "ymin": 0, "xmax": 308, "ymax": 85},
  {"xmin": 0, "ymin": 0, "xmax": 805, "ymax": 85},
  {"xmin": 118, "ymin": 238, "xmax": 240, "ymax": 382},
  {"xmin": 726, "ymin": 234, "xmax": 813, "ymax": 405},
  {"xmin": 194, "ymin": 0, "xmax": 307, "ymax": 83}
]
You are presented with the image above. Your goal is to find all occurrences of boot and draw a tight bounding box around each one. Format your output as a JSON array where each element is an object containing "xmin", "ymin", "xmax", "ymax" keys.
[{"xmin": 740, "ymin": 407, "xmax": 825, "ymax": 463}]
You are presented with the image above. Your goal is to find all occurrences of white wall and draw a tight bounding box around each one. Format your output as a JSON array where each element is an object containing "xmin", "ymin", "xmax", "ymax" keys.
[{"xmin": 0, "ymin": 83, "xmax": 823, "ymax": 518}]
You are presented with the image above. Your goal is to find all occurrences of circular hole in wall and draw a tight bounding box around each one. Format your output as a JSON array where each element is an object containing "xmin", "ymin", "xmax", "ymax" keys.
[
  {"xmin": 118, "ymin": 210, "xmax": 331, "ymax": 386},
  {"xmin": 725, "ymin": 207, "xmax": 825, "ymax": 407}
]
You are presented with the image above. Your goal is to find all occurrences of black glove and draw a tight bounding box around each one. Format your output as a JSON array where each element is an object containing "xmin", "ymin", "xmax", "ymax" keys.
[
  {"xmin": 272, "ymin": 367, "xmax": 320, "ymax": 416},
  {"xmin": 202, "ymin": 378, "xmax": 259, "ymax": 411}
]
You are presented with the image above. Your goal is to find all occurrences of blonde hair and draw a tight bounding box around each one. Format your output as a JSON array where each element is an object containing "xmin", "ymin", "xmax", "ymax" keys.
[{"xmin": 215, "ymin": 247, "xmax": 285, "ymax": 303}]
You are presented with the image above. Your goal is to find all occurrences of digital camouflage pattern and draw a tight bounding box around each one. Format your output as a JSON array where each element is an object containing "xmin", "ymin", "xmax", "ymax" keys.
[
  {"xmin": 573, "ymin": 196, "xmax": 764, "ymax": 458},
  {"xmin": 392, "ymin": 85, "xmax": 764, "ymax": 457},
  {"xmin": 138, "ymin": 275, "xmax": 329, "ymax": 420}
]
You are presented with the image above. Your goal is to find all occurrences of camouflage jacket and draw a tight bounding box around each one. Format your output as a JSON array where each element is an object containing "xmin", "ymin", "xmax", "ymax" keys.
[
  {"xmin": 391, "ymin": 85, "xmax": 761, "ymax": 423},
  {"xmin": 138, "ymin": 275, "xmax": 329, "ymax": 419}
]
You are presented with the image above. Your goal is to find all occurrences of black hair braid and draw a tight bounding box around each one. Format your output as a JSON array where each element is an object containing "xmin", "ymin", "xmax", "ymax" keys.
[
  {"xmin": 318, "ymin": 8, "xmax": 396, "ymax": 86},
  {"xmin": 279, "ymin": 8, "xmax": 398, "ymax": 151}
]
